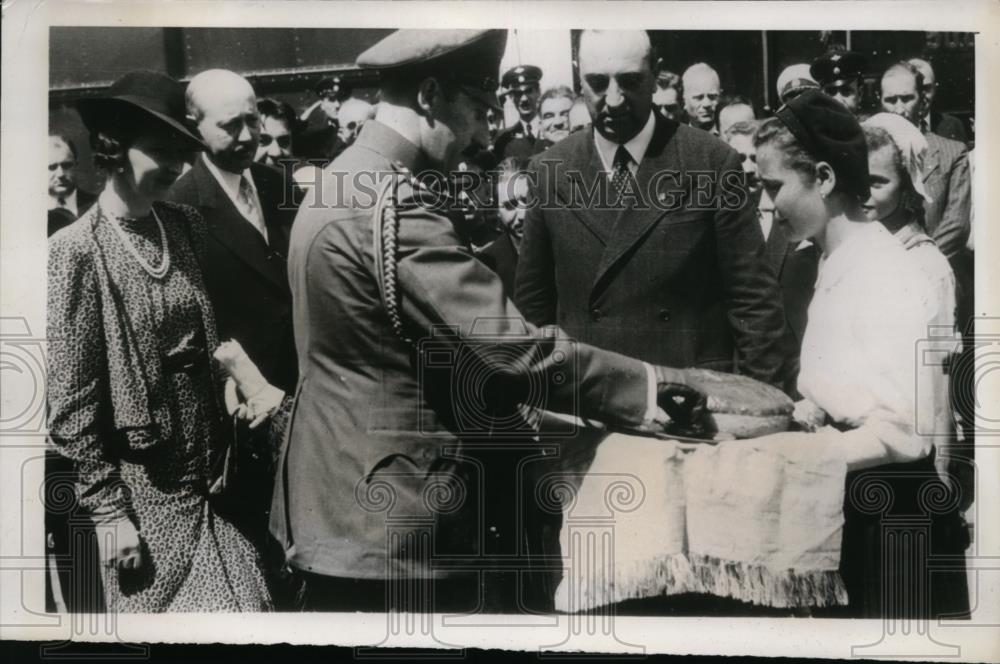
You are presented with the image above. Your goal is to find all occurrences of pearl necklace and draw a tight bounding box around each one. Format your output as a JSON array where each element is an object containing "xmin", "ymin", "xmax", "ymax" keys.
[{"xmin": 104, "ymin": 205, "xmax": 171, "ymax": 279}]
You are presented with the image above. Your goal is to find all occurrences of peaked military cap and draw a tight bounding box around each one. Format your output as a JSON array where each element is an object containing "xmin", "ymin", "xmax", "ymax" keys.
[
  {"xmin": 776, "ymin": 63, "xmax": 819, "ymax": 103},
  {"xmin": 315, "ymin": 75, "xmax": 351, "ymax": 101},
  {"xmin": 810, "ymin": 50, "xmax": 866, "ymax": 88},
  {"xmin": 501, "ymin": 64, "xmax": 542, "ymax": 92},
  {"xmin": 357, "ymin": 29, "xmax": 507, "ymax": 110}
]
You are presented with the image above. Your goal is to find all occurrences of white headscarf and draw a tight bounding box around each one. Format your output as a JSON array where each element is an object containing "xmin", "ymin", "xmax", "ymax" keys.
[{"xmin": 861, "ymin": 112, "xmax": 932, "ymax": 203}]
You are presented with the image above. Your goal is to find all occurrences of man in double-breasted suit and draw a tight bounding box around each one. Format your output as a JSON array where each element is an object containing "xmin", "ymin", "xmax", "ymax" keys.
[
  {"xmin": 271, "ymin": 29, "xmax": 697, "ymax": 613},
  {"xmin": 515, "ymin": 30, "xmax": 787, "ymax": 385}
]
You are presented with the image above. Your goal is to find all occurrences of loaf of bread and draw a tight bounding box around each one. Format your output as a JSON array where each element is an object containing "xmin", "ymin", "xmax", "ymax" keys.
[{"xmin": 683, "ymin": 368, "xmax": 793, "ymax": 438}]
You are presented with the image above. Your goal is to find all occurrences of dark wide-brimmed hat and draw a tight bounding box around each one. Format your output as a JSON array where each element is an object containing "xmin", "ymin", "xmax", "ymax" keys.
[
  {"xmin": 77, "ymin": 70, "xmax": 206, "ymax": 151},
  {"xmin": 357, "ymin": 29, "xmax": 507, "ymax": 111},
  {"xmin": 775, "ymin": 88, "xmax": 869, "ymax": 199}
]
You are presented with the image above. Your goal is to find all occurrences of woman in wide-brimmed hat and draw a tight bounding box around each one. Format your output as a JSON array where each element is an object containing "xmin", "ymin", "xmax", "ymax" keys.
[
  {"xmin": 751, "ymin": 90, "xmax": 968, "ymax": 618},
  {"xmin": 47, "ymin": 71, "xmax": 272, "ymax": 612}
]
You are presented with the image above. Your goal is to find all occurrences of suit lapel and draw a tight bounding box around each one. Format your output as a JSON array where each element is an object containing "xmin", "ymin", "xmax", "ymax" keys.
[
  {"xmin": 194, "ymin": 159, "xmax": 287, "ymax": 290},
  {"xmin": 592, "ymin": 116, "xmax": 681, "ymax": 298},
  {"xmin": 552, "ymin": 136, "xmax": 615, "ymax": 244},
  {"xmin": 922, "ymin": 139, "xmax": 942, "ymax": 184},
  {"xmin": 251, "ymin": 163, "xmax": 293, "ymax": 259}
]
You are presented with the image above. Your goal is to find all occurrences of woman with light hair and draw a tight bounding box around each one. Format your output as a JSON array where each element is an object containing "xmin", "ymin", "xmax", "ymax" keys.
[
  {"xmin": 861, "ymin": 112, "xmax": 955, "ymax": 326},
  {"xmin": 861, "ymin": 111, "xmax": 959, "ymax": 492}
]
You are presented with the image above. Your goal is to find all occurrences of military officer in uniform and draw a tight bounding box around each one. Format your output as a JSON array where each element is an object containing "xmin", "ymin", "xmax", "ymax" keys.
[
  {"xmin": 300, "ymin": 74, "xmax": 351, "ymax": 131},
  {"xmin": 811, "ymin": 49, "xmax": 867, "ymax": 115},
  {"xmin": 271, "ymin": 29, "xmax": 702, "ymax": 613},
  {"xmin": 493, "ymin": 64, "xmax": 544, "ymax": 160}
]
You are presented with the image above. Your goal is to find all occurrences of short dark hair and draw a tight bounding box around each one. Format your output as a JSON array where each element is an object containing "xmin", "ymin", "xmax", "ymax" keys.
[
  {"xmin": 655, "ymin": 69, "xmax": 681, "ymax": 92},
  {"xmin": 380, "ymin": 68, "xmax": 464, "ymax": 107},
  {"xmin": 257, "ymin": 97, "xmax": 297, "ymax": 129}
]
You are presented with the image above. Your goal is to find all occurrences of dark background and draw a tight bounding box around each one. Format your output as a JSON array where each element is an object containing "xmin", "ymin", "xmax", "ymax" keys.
[{"xmin": 50, "ymin": 27, "xmax": 975, "ymax": 193}]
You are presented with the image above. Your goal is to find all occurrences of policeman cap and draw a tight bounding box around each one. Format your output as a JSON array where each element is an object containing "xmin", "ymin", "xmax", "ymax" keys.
[
  {"xmin": 776, "ymin": 63, "xmax": 819, "ymax": 103},
  {"xmin": 810, "ymin": 50, "xmax": 866, "ymax": 88},
  {"xmin": 501, "ymin": 64, "xmax": 543, "ymax": 93},
  {"xmin": 315, "ymin": 75, "xmax": 351, "ymax": 101}
]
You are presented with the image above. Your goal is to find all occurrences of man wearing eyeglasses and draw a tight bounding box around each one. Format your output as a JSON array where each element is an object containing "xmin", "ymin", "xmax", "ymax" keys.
[{"xmin": 810, "ymin": 49, "xmax": 866, "ymax": 115}]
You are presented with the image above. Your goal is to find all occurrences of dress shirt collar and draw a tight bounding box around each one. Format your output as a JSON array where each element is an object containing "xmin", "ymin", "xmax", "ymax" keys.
[
  {"xmin": 201, "ymin": 152, "xmax": 256, "ymax": 202},
  {"xmin": 49, "ymin": 188, "xmax": 78, "ymax": 216},
  {"xmin": 921, "ymin": 110, "xmax": 932, "ymax": 133},
  {"xmin": 523, "ymin": 116, "xmax": 541, "ymax": 138},
  {"xmin": 593, "ymin": 111, "xmax": 657, "ymax": 172}
]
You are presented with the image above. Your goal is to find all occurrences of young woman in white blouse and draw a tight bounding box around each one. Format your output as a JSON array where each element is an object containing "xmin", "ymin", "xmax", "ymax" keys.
[{"xmin": 753, "ymin": 90, "xmax": 968, "ymax": 618}]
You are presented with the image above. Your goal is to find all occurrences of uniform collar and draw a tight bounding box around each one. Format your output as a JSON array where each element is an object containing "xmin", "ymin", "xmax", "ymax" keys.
[
  {"xmin": 353, "ymin": 120, "xmax": 427, "ymax": 173},
  {"xmin": 593, "ymin": 110, "xmax": 656, "ymax": 171}
]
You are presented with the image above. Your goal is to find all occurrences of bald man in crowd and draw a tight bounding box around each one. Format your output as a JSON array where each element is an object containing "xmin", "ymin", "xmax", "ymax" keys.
[
  {"xmin": 167, "ymin": 70, "xmax": 301, "ymax": 601},
  {"xmin": 169, "ymin": 69, "xmax": 300, "ymax": 393},
  {"xmin": 336, "ymin": 96, "xmax": 375, "ymax": 148},
  {"xmin": 682, "ymin": 62, "xmax": 722, "ymax": 134}
]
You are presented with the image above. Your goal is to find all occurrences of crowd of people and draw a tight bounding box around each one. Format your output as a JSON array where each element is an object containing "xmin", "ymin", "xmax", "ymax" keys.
[{"xmin": 46, "ymin": 28, "xmax": 973, "ymax": 618}]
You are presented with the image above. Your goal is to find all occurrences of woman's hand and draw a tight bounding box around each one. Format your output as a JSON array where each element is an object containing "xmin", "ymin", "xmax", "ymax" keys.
[
  {"xmin": 94, "ymin": 516, "xmax": 144, "ymax": 572},
  {"xmin": 793, "ymin": 399, "xmax": 827, "ymax": 432}
]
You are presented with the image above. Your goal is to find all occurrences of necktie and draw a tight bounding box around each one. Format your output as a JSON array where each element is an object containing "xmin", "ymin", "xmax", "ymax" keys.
[
  {"xmin": 525, "ymin": 122, "xmax": 534, "ymax": 140},
  {"xmin": 920, "ymin": 117, "xmax": 929, "ymax": 134},
  {"xmin": 610, "ymin": 145, "xmax": 633, "ymax": 199},
  {"xmin": 238, "ymin": 175, "xmax": 267, "ymax": 242}
]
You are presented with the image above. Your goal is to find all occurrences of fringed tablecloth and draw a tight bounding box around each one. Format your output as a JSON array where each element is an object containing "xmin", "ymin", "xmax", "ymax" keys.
[{"xmin": 550, "ymin": 430, "xmax": 849, "ymax": 612}]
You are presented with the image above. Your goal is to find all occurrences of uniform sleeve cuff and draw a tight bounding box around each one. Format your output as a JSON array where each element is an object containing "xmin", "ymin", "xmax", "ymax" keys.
[{"xmin": 642, "ymin": 362, "xmax": 658, "ymax": 425}]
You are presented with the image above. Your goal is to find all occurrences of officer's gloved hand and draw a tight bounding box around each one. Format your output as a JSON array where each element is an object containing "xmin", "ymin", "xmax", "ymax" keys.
[{"xmin": 652, "ymin": 365, "xmax": 708, "ymax": 435}]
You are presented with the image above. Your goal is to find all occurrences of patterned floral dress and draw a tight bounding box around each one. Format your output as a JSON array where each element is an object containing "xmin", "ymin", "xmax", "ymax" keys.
[{"xmin": 47, "ymin": 201, "xmax": 271, "ymax": 612}]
